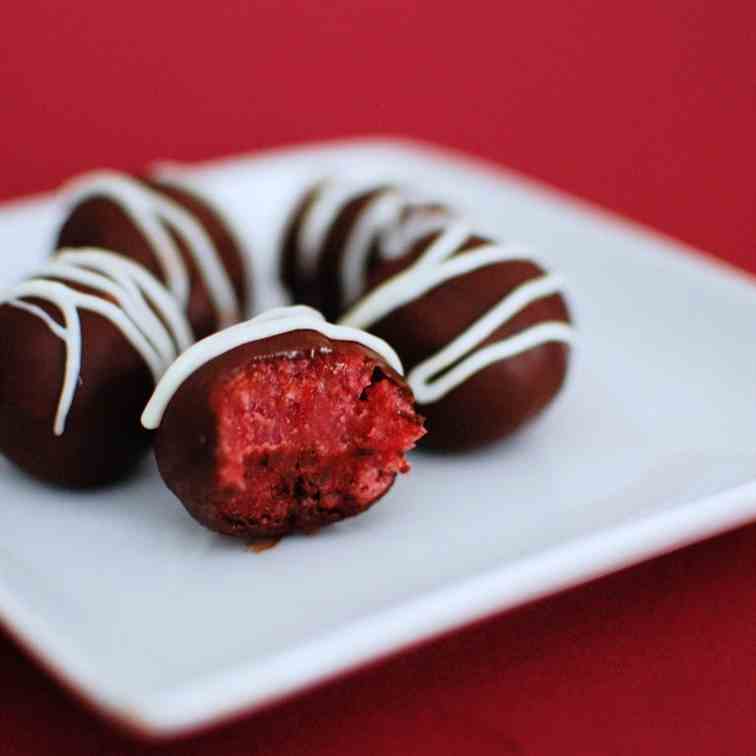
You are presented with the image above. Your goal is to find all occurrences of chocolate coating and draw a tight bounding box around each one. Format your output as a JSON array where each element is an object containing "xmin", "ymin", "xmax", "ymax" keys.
[
  {"xmin": 280, "ymin": 186, "xmax": 325, "ymax": 311},
  {"xmin": 0, "ymin": 300, "xmax": 153, "ymax": 487}
]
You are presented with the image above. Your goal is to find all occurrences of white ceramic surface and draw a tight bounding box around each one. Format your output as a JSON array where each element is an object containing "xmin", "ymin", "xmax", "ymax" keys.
[{"xmin": 1, "ymin": 139, "xmax": 755, "ymax": 737}]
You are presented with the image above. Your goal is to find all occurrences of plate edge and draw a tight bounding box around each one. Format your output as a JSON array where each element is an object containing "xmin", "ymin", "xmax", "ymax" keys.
[{"xmin": 127, "ymin": 479, "xmax": 756, "ymax": 738}]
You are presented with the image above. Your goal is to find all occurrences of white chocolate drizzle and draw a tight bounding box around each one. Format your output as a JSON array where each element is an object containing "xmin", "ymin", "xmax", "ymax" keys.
[
  {"xmin": 62, "ymin": 171, "xmax": 240, "ymax": 328},
  {"xmin": 339, "ymin": 189, "xmax": 407, "ymax": 306},
  {"xmin": 141, "ymin": 305, "xmax": 403, "ymax": 429},
  {"xmin": 149, "ymin": 166, "xmax": 250, "ymax": 301},
  {"xmin": 340, "ymin": 217, "xmax": 575, "ymax": 404},
  {"xmin": 297, "ymin": 180, "xmax": 371, "ymax": 278},
  {"xmin": 0, "ymin": 247, "xmax": 192, "ymax": 435},
  {"xmin": 295, "ymin": 180, "xmax": 443, "ymax": 308}
]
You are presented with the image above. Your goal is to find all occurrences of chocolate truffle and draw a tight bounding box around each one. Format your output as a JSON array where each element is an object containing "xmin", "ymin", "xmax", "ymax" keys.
[
  {"xmin": 56, "ymin": 170, "xmax": 250, "ymax": 338},
  {"xmin": 142, "ymin": 306, "xmax": 425, "ymax": 537},
  {"xmin": 0, "ymin": 170, "xmax": 251, "ymax": 488},
  {"xmin": 283, "ymin": 182, "xmax": 574, "ymax": 450},
  {"xmin": 0, "ymin": 248, "xmax": 193, "ymax": 487},
  {"xmin": 281, "ymin": 181, "xmax": 442, "ymax": 319}
]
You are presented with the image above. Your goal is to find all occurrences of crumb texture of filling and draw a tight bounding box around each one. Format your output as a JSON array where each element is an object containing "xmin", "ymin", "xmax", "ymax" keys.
[{"xmin": 209, "ymin": 349, "xmax": 424, "ymax": 533}]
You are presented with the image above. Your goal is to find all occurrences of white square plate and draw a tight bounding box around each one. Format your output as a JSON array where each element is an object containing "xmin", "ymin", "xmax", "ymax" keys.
[{"xmin": 1, "ymin": 140, "xmax": 755, "ymax": 738}]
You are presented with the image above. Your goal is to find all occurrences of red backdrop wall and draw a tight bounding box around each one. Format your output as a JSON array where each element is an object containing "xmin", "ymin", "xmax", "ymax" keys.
[{"xmin": 2, "ymin": 2, "xmax": 755, "ymax": 754}]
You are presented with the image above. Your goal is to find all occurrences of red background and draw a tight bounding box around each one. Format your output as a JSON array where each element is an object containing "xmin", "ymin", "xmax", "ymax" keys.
[{"xmin": 2, "ymin": 2, "xmax": 756, "ymax": 753}]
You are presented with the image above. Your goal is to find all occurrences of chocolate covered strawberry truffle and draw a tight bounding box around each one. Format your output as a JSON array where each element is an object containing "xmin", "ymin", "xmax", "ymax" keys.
[
  {"xmin": 142, "ymin": 306, "xmax": 425, "ymax": 537},
  {"xmin": 0, "ymin": 248, "xmax": 193, "ymax": 487}
]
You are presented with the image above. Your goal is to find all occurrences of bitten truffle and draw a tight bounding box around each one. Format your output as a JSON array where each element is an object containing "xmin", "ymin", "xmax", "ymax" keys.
[
  {"xmin": 142, "ymin": 306, "xmax": 425, "ymax": 537},
  {"xmin": 283, "ymin": 181, "xmax": 575, "ymax": 451}
]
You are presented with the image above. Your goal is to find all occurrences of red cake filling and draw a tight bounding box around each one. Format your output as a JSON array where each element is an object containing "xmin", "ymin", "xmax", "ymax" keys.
[{"xmin": 209, "ymin": 349, "xmax": 425, "ymax": 533}]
